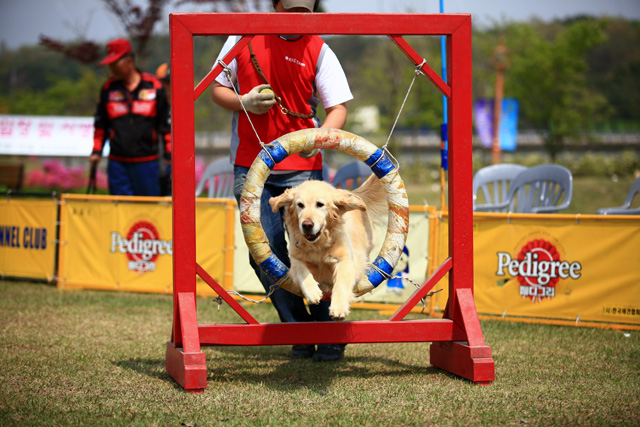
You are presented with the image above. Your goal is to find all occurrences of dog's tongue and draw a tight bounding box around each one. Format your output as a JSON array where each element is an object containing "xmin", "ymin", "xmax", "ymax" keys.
[{"xmin": 305, "ymin": 231, "xmax": 320, "ymax": 241}]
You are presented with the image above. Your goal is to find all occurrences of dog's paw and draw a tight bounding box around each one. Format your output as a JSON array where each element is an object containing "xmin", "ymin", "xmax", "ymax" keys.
[
  {"xmin": 329, "ymin": 302, "xmax": 350, "ymax": 321},
  {"xmin": 301, "ymin": 281, "xmax": 323, "ymax": 305}
]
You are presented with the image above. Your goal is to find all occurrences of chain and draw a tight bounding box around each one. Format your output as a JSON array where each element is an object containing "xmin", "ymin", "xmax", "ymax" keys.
[
  {"xmin": 369, "ymin": 262, "xmax": 441, "ymax": 313},
  {"xmin": 213, "ymin": 284, "xmax": 282, "ymax": 311},
  {"xmin": 248, "ymin": 43, "xmax": 315, "ymax": 120}
]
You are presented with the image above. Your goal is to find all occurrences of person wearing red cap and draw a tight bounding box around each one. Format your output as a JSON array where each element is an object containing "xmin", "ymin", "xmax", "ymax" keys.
[
  {"xmin": 211, "ymin": 0, "xmax": 351, "ymax": 362},
  {"xmin": 91, "ymin": 38, "xmax": 171, "ymax": 196}
]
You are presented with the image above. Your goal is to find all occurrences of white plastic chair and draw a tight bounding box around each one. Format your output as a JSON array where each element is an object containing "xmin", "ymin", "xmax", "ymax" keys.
[
  {"xmin": 195, "ymin": 158, "xmax": 234, "ymax": 199},
  {"xmin": 331, "ymin": 161, "xmax": 372, "ymax": 190},
  {"xmin": 596, "ymin": 176, "xmax": 640, "ymax": 215},
  {"xmin": 503, "ymin": 164, "xmax": 573, "ymax": 214},
  {"xmin": 473, "ymin": 164, "xmax": 527, "ymax": 212}
]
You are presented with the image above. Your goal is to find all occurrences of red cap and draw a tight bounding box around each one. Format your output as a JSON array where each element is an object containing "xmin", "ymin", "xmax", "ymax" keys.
[{"xmin": 100, "ymin": 38, "xmax": 132, "ymax": 65}]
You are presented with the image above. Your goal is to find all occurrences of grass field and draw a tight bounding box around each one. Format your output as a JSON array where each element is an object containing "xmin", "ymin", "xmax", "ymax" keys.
[{"xmin": 1, "ymin": 281, "xmax": 638, "ymax": 426}]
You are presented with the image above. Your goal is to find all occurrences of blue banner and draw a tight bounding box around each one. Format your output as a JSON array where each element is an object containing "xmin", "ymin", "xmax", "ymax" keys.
[
  {"xmin": 473, "ymin": 98, "xmax": 519, "ymax": 151},
  {"xmin": 499, "ymin": 98, "xmax": 519, "ymax": 152},
  {"xmin": 474, "ymin": 99, "xmax": 494, "ymax": 149}
]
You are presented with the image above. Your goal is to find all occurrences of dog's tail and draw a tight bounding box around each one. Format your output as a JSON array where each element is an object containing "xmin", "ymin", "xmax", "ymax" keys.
[{"xmin": 353, "ymin": 174, "xmax": 388, "ymax": 228}]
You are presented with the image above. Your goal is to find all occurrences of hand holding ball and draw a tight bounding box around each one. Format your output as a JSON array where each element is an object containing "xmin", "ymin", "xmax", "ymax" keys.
[{"xmin": 242, "ymin": 84, "xmax": 276, "ymax": 114}]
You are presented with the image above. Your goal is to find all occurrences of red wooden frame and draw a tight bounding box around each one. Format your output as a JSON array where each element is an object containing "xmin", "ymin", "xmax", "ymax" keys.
[{"xmin": 167, "ymin": 12, "xmax": 494, "ymax": 392}]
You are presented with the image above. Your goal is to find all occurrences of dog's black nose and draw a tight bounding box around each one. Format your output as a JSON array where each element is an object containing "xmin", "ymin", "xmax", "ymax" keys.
[{"xmin": 301, "ymin": 220, "xmax": 314, "ymax": 234}]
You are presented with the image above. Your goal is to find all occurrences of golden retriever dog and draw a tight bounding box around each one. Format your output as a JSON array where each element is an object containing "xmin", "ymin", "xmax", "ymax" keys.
[{"xmin": 269, "ymin": 174, "xmax": 387, "ymax": 320}]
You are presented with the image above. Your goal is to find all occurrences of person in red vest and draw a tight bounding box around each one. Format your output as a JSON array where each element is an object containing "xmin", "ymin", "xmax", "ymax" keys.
[
  {"xmin": 91, "ymin": 38, "xmax": 171, "ymax": 196},
  {"xmin": 211, "ymin": 0, "xmax": 353, "ymax": 361}
]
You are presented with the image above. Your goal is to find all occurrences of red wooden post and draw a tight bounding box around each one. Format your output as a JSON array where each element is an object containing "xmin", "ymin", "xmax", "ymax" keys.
[
  {"xmin": 445, "ymin": 16, "xmax": 474, "ymax": 325},
  {"xmin": 429, "ymin": 16, "xmax": 493, "ymax": 379},
  {"xmin": 165, "ymin": 14, "xmax": 206, "ymax": 393},
  {"xmin": 166, "ymin": 12, "xmax": 495, "ymax": 392}
]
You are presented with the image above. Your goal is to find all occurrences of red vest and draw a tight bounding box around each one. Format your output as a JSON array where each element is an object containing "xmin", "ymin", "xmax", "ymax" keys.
[{"xmin": 235, "ymin": 35, "xmax": 324, "ymax": 171}]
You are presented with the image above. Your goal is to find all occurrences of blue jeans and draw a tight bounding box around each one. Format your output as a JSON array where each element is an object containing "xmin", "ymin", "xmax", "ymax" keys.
[
  {"xmin": 233, "ymin": 166, "xmax": 333, "ymax": 323},
  {"xmin": 108, "ymin": 159, "xmax": 160, "ymax": 196}
]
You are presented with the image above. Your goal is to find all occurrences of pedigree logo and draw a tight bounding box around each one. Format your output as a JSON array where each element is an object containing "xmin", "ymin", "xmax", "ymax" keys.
[
  {"xmin": 110, "ymin": 221, "xmax": 172, "ymax": 273},
  {"xmin": 496, "ymin": 238, "xmax": 582, "ymax": 303}
]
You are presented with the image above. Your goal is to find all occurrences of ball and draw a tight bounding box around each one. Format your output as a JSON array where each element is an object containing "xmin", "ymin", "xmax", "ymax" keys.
[{"xmin": 260, "ymin": 88, "xmax": 274, "ymax": 95}]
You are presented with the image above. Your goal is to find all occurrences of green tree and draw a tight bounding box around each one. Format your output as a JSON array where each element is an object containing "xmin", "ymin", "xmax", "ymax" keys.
[
  {"xmin": 330, "ymin": 35, "xmax": 443, "ymax": 155},
  {"xmin": 1, "ymin": 69, "xmax": 102, "ymax": 116},
  {"xmin": 502, "ymin": 19, "xmax": 610, "ymax": 159},
  {"xmin": 586, "ymin": 18, "xmax": 640, "ymax": 130}
]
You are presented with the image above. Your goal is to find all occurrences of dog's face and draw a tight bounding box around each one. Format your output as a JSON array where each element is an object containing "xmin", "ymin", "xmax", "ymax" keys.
[{"xmin": 270, "ymin": 180, "xmax": 366, "ymax": 244}]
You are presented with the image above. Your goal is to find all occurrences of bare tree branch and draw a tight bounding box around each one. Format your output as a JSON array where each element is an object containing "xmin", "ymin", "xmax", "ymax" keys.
[
  {"xmin": 38, "ymin": 0, "xmax": 274, "ymax": 65},
  {"xmin": 102, "ymin": 0, "xmax": 171, "ymax": 56},
  {"xmin": 176, "ymin": 0, "xmax": 272, "ymax": 12},
  {"xmin": 38, "ymin": 36, "xmax": 101, "ymax": 64}
]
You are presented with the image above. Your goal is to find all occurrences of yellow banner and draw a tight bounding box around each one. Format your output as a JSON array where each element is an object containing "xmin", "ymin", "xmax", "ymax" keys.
[
  {"xmin": 59, "ymin": 195, "xmax": 231, "ymax": 296},
  {"xmin": 0, "ymin": 198, "xmax": 58, "ymax": 281},
  {"xmin": 432, "ymin": 213, "xmax": 640, "ymax": 326}
]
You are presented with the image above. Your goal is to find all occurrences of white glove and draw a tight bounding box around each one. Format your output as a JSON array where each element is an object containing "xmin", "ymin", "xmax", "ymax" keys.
[
  {"xmin": 241, "ymin": 84, "xmax": 276, "ymax": 115},
  {"xmin": 299, "ymin": 149, "xmax": 320, "ymax": 158}
]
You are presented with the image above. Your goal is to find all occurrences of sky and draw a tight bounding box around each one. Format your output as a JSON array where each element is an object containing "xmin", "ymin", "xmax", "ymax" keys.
[{"xmin": 1, "ymin": 0, "xmax": 640, "ymax": 50}]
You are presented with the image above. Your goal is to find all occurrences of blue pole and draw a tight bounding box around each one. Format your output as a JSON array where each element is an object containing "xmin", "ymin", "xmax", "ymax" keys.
[
  {"xmin": 440, "ymin": 0, "xmax": 448, "ymax": 172},
  {"xmin": 440, "ymin": 0, "xmax": 447, "ymax": 126},
  {"xmin": 438, "ymin": 0, "xmax": 448, "ymax": 209}
]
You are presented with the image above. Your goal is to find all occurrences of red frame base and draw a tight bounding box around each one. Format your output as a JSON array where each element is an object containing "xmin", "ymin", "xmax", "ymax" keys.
[
  {"xmin": 166, "ymin": 262, "xmax": 494, "ymax": 391},
  {"xmin": 165, "ymin": 341, "xmax": 207, "ymax": 393},
  {"xmin": 430, "ymin": 341, "xmax": 495, "ymax": 386}
]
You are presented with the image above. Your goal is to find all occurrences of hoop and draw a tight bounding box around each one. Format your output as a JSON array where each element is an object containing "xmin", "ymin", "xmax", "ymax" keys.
[{"xmin": 239, "ymin": 128, "xmax": 409, "ymax": 297}]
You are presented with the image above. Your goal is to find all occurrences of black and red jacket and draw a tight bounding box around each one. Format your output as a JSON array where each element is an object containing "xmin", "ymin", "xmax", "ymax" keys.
[{"xmin": 92, "ymin": 72, "xmax": 171, "ymax": 162}]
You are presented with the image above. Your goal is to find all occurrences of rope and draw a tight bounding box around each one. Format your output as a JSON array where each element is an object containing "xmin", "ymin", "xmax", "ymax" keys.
[
  {"xmin": 380, "ymin": 59, "xmax": 428, "ymax": 174},
  {"xmin": 217, "ymin": 59, "xmax": 276, "ymax": 166}
]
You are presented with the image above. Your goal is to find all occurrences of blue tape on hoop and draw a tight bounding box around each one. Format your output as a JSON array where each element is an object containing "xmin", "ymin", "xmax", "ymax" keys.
[
  {"xmin": 365, "ymin": 149, "xmax": 383, "ymax": 167},
  {"xmin": 365, "ymin": 149, "xmax": 395, "ymax": 178},
  {"xmin": 258, "ymin": 141, "xmax": 288, "ymax": 169},
  {"xmin": 259, "ymin": 254, "xmax": 289, "ymax": 283},
  {"xmin": 365, "ymin": 256, "xmax": 394, "ymax": 287}
]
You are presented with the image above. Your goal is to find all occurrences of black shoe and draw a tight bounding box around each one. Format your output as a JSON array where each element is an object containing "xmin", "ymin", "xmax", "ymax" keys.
[
  {"xmin": 291, "ymin": 345, "xmax": 315, "ymax": 359},
  {"xmin": 312, "ymin": 344, "xmax": 345, "ymax": 362}
]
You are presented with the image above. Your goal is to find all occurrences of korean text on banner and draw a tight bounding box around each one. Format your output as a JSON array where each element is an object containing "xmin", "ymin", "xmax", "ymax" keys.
[
  {"xmin": 0, "ymin": 115, "xmax": 94, "ymax": 156},
  {"xmin": 0, "ymin": 198, "xmax": 58, "ymax": 281}
]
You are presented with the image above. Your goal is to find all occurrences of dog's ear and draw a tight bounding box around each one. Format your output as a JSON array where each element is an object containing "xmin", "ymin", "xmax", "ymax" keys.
[
  {"xmin": 334, "ymin": 190, "xmax": 367, "ymax": 213},
  {"xmin": 269, "ymin": 189, "xmax": 294, "ymax": 213}
]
